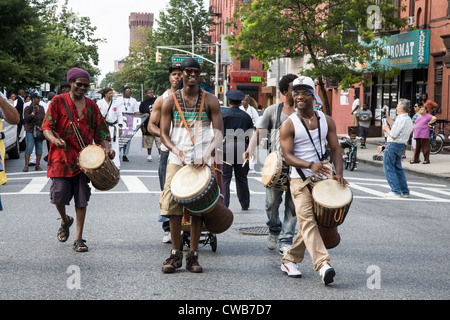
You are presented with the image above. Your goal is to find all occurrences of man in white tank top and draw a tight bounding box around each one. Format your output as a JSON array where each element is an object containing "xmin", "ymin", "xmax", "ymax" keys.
[
  {"xmin": 159, "ymin": 58, "xmax": 224, "ymax": 274},
  {"xmin": 147, "ymin": 64, "xmax": 182, "ymax": 245},
  {"xmin": 279, "ymin": 76, "xmax": 348, "ymax": 285}
]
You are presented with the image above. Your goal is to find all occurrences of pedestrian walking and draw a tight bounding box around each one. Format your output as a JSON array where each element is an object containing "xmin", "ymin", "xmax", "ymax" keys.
[
  {"xmin": 139, "ymin": 88, "xmax": 160, "ymax": 162},
  {"xmin": 240, "ymin": 95, "xmax": 259, "ymax": 173},
  {"xmin": 159, "ymin": 58, "xmax": 223, "ymax": 273},
  {"xmin": 23, "ymin": 93, "xmax": 46, "ymax": 172},
  {"xmin": 279, "ymin": 76, "xmax": 348, "ymax": 285},
  {"xmin": 382, "ymin": 99, "xmax": 413, "ymax": 198},
  {"xmin": 147, "ymin": 63, "xmax": 182, "ymax": 243},
  {"xmin": 116, "ymin": 86, "xmax": 139, "ymax": 162},
  {"xmin": 98, "ymin": 87, "xmax": 123, "ymax": 169},
  {"xmin": 222, "ymin": 89, "xmax": 254, "ymax": 210},
  {"xmin": 243, "ymin": 74, "xmax": 297, "ymax": 255},
  {"xmin": 351, "ymin": 91, "xmax": 361, "ymax": 126},
  {"xmin": 410, "ymin": 105, "xmax": 437, "ymax": 164},
  {"xmin": 42, "ymin": 67, "xmax": 113, "ymax": 252},
  {"xmin": 357, "ymin": 103, "xmax": 372, "ymax": 148}
]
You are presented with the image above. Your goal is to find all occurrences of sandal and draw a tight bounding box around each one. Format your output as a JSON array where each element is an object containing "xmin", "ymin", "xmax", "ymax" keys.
[
  {"xmin": 73, "ymin": 239, "xmax": 88, "ymax": 252},
  {"xmin": 57, "ymin": 215, "xmax": 73, "ymax": 242}
]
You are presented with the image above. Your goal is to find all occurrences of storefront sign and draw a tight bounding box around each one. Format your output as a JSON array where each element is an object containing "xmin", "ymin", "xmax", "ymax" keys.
[
  {"xmin": 378, "ymin": 29, "xmax": 430, "ymax": 70},
  {"xmin": 232, "ymin": 76, "xmax": 262, "ymax": 82}
]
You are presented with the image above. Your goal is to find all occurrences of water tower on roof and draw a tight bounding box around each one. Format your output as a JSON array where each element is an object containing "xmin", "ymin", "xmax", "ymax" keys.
[{"xmin": 129, "ymin": 12, "xmax": 154, "ymax": 50}]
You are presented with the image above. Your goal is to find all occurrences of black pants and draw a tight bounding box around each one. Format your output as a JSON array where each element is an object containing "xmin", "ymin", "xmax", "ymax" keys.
[{"xmin": 222, "ymin": 157, "xmax": 250, "ymax": 209}]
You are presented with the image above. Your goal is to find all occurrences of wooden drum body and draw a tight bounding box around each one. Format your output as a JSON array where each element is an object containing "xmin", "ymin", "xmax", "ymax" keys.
[
  {"xmin": 262, "ymin": 151, "xmax": 289, "ymax": 190},
  {"xmin": 170, "ymin": 165, "xmax": 221, "ymax": 215},
  {"xmin": 78, "ymin": 145, "xmax": 120, "ymax": 191},
  {"xmin": 170, "ymin": 165, "xmax": 233, "ymax": 234},
  {"xmin": 311, "ymin": 179, "xmax": 353, "ymax": 249}
]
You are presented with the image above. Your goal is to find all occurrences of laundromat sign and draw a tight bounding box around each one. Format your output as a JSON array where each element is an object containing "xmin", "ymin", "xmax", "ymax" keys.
[
  {"xmin": 232, "ymin": 76, "xmax": 262, "ymax": 82},
  {"xmin": 378, "ymin": 29, "xmax": 430, "ymax": 69}
]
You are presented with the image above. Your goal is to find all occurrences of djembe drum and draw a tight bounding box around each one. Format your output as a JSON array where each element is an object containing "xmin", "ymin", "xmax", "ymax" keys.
[
  {"xmin": 78, "ymin": 144, "xmax": 120, "ymax": 191},
  {"xmin": 311, "ymin": 178, "xmax": 353, "ymax": 249},
  {"xmin": 261, "ymin": 151, "xmax": 290, "ymax": 190},
  {"xmin": 170, "ymin": 165, "xmax": 233, "ymax": 234}
]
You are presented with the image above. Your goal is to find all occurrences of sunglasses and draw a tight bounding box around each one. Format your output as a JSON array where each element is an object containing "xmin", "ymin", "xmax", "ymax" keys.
[
  {"xmin": 293, "ymin": 91, "xmax": 314, "ymax": 98},
  {"xmin": 75, "ymin": 82, "xmax": 90, "ymax": 88},
  {"xmin": 184, "ymin": 68, "xmax": 201, "ymax": 75}
]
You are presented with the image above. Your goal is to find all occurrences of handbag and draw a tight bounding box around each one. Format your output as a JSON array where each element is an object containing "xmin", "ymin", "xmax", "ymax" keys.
[{"xmin": 33, "ymin": 125, "xmax": 46, "ymax": 140}]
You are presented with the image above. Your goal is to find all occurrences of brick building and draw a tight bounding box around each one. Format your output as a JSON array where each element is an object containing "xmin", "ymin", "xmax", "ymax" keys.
[
  {"xmin": 129, "ymin": 12, "xmax": 154, "ymax": 51},
  {"xmin": 209, "ymin": 0, "xmax": 267, "ymax": 107}
]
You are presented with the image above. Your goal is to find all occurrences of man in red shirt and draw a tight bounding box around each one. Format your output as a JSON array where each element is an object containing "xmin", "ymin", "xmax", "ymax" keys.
[
  {"xmin": 43, "ymin": 68, "xmax": 113, "ymax": 252},
  {"xmin": 421, "ymin": 93, "xmax": 438, "ymax": 115}
]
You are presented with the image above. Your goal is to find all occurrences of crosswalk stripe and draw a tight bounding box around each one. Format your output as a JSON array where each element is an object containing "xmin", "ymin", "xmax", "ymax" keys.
[{"xmin": 18, "ymin": 177, "xmax": 48, "ymax": 194}]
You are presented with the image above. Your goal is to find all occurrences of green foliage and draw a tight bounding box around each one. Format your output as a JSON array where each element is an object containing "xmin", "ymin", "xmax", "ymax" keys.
[
  {"xmin": 0, "ymin": 0, "xmax": 103, "ymax": 91},
  {"xmin": 227, "ymin": 0, "xmax": 406, "ymax": 115},
  {"xmin": 111, "ymin": 0, "xmax": 215, "ymax": 96}
]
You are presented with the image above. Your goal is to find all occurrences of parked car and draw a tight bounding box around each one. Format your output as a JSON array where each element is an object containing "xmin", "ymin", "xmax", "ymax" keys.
[{"xmin": 1, "ymin": 120, "xmax": 20, "ymax": 159}]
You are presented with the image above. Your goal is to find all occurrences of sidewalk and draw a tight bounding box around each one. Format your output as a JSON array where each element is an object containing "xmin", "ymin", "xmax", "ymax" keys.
[{"xmin": 353, "ymin": 137, "xmax": 450, "ymax": 183}]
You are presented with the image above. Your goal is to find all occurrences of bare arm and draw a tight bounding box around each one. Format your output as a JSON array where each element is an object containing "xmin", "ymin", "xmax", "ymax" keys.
[
  {"xmin": 148, "ymin": 95, "xmax": 163, "ymax": 136},
  {"xmin": 0, "ymin": 94, "xmax": 20, "ymax": 125},
  {"xmin": 325, "ymin": 115, "xmax": 347, "ymax": 186}
]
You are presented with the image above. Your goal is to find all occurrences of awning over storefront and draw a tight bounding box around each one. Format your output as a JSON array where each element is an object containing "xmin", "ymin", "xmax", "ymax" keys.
[
  {"xmin": 378, "ymin": 29, "xmax": 430, "ymax": 70},
  {"xmin": 358, "ymin": 29, "xmax": 430, "ymax": 71}
]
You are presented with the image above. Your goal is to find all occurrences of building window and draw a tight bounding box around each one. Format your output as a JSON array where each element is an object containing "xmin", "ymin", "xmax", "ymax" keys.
[
  {"xmin": 434, "ymin": 62, "xmax": 443, "ymax": 114},
  {"xmin": 240, "ymin": 58, "xmax": 250, "ymax": 70}
]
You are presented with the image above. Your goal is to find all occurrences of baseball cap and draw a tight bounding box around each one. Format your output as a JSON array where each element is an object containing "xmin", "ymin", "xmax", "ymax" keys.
[
  {"xmin": 291, "ymin": 76, "xmax": 315, "ymax": 93},
  {"xmin": 169, "ymin": 64, "xmax": 181, "ymax": 73}
]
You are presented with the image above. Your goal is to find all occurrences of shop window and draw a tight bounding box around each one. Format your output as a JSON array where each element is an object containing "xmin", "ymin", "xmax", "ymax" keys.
[
  {"xmin": 240, "ymin": 58, "xmax": 250, "ymax": 70},
  {"xmin": 434, "ymin": 62, "xmax": 443, "ymax": 113}
]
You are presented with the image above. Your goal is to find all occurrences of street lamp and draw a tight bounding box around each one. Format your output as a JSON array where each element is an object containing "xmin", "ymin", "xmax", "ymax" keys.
[{"xmin": 172, "ymin": 8, "xmax": 194, "ymax": 56}]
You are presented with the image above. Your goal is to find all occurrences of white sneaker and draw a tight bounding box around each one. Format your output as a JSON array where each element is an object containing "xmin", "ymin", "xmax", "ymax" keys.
[
  {"xmin": 281, "ymin": 262, "xmax": 302, "ymax": 278},
  {"xmin": 401, "ymin": 193, "xmax": 410, "ymax": 198},
  {"xmin": 147, "ymin": 155, "xmax": 152, "ymax": 162},
  {"xmin": 279, "ymin": 244, "xmax": 291, "ymax": 256},
  {"xmin": 319, "ymin": 262, "xmax": 335, "ymax": 285},
  {"xmin": 385, "ymin": 191, "xmax": 401, "ymax": 198},
  {"xmin": 162, "ymin": 231, "xmax": 171, "ymax": 243},
  {"xmin": 267, "ymin": 234, "xmax": 278, "ymax": 250}
]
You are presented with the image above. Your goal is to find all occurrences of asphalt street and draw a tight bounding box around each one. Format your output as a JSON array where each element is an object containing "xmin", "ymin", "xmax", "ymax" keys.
[{"xmin": 0, "ymin": 134, "xmax": 448, "ymax": 303}]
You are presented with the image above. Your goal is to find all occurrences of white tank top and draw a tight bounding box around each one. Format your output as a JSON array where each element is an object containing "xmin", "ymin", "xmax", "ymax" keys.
[{"xmin": 288, "ymin": 110, "xmax": 328, "ymax": 179}]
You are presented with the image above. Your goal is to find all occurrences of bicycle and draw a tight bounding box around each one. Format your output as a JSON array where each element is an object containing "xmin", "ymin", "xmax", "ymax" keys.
[
  {"xmin": 430, "ymin": 123, "xmax": 444, "ymax": 154},
  {"xmin": 343, "ymin": 143, "xmax": 357, "ymax": 171}
]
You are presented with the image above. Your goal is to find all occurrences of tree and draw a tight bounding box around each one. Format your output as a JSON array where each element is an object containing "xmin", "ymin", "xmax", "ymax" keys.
[
  {"xmin": 113, "ymin": 0, "xmax": 215, "ymax": 96},
  {"xmin": 227, "ymin": 0, "xmax": 406, "ymax": 115},
  {"xmin": 0, "ymin": 0, "xmax": 103, "ymax": 90}
]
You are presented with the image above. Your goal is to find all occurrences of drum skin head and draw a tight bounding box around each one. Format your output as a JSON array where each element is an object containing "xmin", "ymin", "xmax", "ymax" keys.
[
  {"xmin": 79, "ymin": 145, "xmax": 106, "ymax": 171},
  {"xmin": 312, "ymin": 179, "xmax": 353, "ymax": 208},
  {"xmin": 262, "ymin": 152, "xmax": 280, "ymax": 186},
  {"xmin": 170, "ymin": 165, "xmax": 211, "ymax": 199}
]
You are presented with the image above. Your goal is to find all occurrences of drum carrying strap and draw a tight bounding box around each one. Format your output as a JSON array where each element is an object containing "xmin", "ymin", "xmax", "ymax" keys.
[
  {"xmin": 295, "ymin": 111, "xmax": 324, "ymax": 193},
  {"xmin": 60, "ymin": 95, "xmax": 86, "ymax": 149},
  {"xmin": 173, "ymin": 90, "xmax": 206, "ymax": 145}
]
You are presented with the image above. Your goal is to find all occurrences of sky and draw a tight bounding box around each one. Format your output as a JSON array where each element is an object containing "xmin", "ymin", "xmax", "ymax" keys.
[{"xmin": 61, "ymin": 0, "xmax": 208, "ymax": 81}]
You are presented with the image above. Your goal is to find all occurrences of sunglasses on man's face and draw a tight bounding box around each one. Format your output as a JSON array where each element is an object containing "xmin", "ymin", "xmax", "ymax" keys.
[
  {"xmin": 293, "ymin": 91, "xmax": 314, "ymax": 98},
  {"xmin": 75, "ymin": 82, "xmax": 89, "ymax": 88},
  {"xmin": 184, "ymin": 68, "xmax": 201, "ymax": 75}
]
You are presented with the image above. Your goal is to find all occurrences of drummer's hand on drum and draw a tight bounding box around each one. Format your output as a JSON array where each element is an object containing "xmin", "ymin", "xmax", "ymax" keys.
[
  {"xmin": 333, "ymin": 174, "xmax": 349, "ymax": 187},
  {"xmin": 107, "ymin": 149, "xmax": 115, "ymax": 160},
  {"xmin": 52, "ymin": 137, "xmax": 66, "ymax": 149},
  {"xmin": 173, "ymin": 147, "xmax": 186, "ymax": 164},
  {"xmin": 310, "ymin": 161, "xmax": 332, "ymax": 178}
]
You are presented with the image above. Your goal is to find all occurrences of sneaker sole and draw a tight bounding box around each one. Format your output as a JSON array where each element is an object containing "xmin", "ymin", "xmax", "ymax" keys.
[
  {"xmin": 281, "ymin": 264, "xmax": 302, "ymax": 278},
  {"xmin": 322, "ymin": 268, "xmax": 335, "ymax": 285}
]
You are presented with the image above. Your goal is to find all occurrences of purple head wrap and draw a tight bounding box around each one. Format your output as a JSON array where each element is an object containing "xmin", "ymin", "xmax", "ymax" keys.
[{"xmin": 66, "ymin": 68, "xmax": 90, "ymax": 83}]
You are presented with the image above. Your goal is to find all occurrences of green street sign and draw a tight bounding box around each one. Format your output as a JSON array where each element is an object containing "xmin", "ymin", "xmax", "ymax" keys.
[{"xmin": 172, "ymin": 56, "xmax": 203, "ymax": 64}]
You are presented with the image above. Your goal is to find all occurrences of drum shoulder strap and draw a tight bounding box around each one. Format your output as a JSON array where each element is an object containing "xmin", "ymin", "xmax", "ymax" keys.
[
  {"xmin": 295, "ymin": 167, "xmax": 312, "ymax": 193},
  {"xmin": 172, "ymin": 90, "xmax": 206, "ymax": 145}
]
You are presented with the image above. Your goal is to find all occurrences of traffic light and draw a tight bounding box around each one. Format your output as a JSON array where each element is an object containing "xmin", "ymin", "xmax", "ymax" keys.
[{"xmin": 155, "ymin": 51, "xmax": 162, "ymax": 63}]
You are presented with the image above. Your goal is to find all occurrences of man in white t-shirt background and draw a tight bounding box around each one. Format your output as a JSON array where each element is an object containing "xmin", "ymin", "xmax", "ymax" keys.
[{"xmin": 116, "ymin": 86, "xmax": 140, "ymax": 162}]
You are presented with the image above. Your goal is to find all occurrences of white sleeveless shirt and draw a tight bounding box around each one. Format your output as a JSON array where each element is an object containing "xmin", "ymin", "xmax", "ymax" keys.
[{"xmin": 288, "ymin": 110, "xmax": 328, "ymax": 179}]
